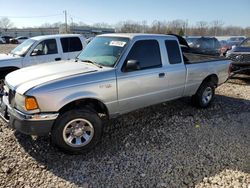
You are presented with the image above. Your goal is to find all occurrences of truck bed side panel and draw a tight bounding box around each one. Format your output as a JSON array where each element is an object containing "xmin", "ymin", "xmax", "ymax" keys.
[{"xmin": 184, "ymin": 60, "xmax": 230, "ymax": 96}]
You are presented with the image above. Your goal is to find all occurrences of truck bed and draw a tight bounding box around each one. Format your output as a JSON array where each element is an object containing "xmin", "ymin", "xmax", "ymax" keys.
[{"xmin": 183, "ymin": 52, "xmax": 227, "ymax": 64}]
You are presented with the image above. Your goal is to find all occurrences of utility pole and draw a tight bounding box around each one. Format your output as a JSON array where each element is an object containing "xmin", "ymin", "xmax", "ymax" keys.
[
  {"xmin": 185, "ymin": 19, "xmax": 188, "ymax": 36},
  {"xmin": 63, "ymin": 10, "xmax": 68, "ymax": 33},
  {"xmin": 71, "ymin": 17, "xmax": 74, "ymax": 32}
]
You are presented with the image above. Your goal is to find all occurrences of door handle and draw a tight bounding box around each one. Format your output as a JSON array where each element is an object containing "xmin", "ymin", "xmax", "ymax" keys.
[
  {"xmin": 158, "ymin": 73, "xmax": 165, "ymax": 78},
  {"xmin": 55, "ymin": 58, "xmax": 61, "ymax": 61}
]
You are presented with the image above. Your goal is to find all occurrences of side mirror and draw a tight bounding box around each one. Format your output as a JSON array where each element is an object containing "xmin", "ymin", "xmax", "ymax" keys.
[
  {"xmin": 31, "ymin": 49, "xmax": 42, "ymax": 56},
  {"xmin": 124, "ymin": 60, "xmax": 140, "ymax": 72}
]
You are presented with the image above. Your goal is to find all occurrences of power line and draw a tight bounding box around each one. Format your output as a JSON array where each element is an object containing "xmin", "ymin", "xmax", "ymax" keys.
[{"xmin": 0, "ymin": 14, "xmax": 62, "ymax": 19}]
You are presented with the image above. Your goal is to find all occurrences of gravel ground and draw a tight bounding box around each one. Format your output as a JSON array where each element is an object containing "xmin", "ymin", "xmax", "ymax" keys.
[
  {"xmin": 0, "ymin": 44, "xmax": 18, "ymax": 54},
  {"xmin": 0, "ymin": 44, "xmax": 249, "ymax": 187}
]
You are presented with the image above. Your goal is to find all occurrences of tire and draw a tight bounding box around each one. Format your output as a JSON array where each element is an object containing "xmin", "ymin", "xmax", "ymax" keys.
[
  {"xmin": 51, "ymin": 109, "xmax": 103, "ymax": 154},
  {"xmin": 191, "ymin": 81, "xmax": 215, "ymax": 108}
]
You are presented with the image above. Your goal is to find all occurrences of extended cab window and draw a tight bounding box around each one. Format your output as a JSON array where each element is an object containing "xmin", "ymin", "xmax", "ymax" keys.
[
  {"xmin": 31, "ymin": 39, "xmax": 58, "ymax": 56},
  {"xmin": 60, "ymin": 37, "xmax": 83, "ymax": 52},
  {"xmin": 126, "ymin": 40, "xmax": 162, "ymax": 70},
  {"xmin": 165, "ymin": 40, "xmax": 182, "ymax": 64}
]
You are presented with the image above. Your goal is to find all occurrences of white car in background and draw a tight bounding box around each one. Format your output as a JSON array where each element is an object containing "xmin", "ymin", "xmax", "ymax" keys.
[
  {"xmin": 10, "ymin": 36, "xmax": 29, "ymax": 44},
  {"xmin": 0, "ymin": 34, "xmax": 87, "ymax": 94},
  {"xmin": 0, "ymin": 37, "xmax": 6, "ymax": 44}
]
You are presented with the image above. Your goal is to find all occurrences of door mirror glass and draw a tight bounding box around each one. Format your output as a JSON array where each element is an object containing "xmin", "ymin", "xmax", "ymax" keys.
[
  {"xmin": 31, "ymin": 49, "xmax": 43, "ymax": 56},
  {"xmin": 125, "ymin": 60, "xmax": 140, "ymax": 72}
]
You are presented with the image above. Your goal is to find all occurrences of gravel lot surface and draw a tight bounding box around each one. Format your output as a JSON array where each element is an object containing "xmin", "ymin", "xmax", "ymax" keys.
[
  {"xmin": 0, "ymin": 44, "xmax": 249, "ymax": 187},
  {"xmin": 0, "ymin": 44, "xmax": 18, "ymax": 54}
]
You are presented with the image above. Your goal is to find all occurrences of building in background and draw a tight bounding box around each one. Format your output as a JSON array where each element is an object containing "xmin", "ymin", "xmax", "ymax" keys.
[{"xmin": 0, "ymin": 26, "xmax": 115, "ymax": 38}]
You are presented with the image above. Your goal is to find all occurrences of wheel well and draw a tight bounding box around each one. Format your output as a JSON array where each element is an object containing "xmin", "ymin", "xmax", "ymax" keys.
[
  {"xmin": 0, "ymin": 67, "xmax": 19, "ymax": 79},
  {"xmin": 59, "ymin": 98, "xmax": 109, "ymax": 118},
  {"xmin": 202, "ymin": 74, "xmax": 218, "ymax": 87}
]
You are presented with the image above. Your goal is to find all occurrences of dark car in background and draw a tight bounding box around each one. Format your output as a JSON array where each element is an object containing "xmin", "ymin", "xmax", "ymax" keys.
[
  {"xmin": 185, "ymin": 36, "xmax": 200, "ymax": 47},
  {"xmin": 226, "ymin": 37, "xmax": 250, "ymax": 73},
  {"xmin": 227, "ymin": 36, "xmax": 245, "ymax": 47},
  {"xmin": 191, "ymin": 37, "xmax": 221, "ymax": 56},
  {"xmin": 1, "ymin": 36, "xmax": 13, "ymax": 43}
]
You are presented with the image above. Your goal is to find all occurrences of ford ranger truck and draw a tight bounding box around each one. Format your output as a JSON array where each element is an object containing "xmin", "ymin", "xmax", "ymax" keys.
[{"xmin": 0, "ymin": 34, "xmax": 231, "ymax": 154}]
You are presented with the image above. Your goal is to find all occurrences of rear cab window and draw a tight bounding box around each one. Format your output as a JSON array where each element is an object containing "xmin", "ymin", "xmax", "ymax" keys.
[
  {"xmin": 125, "ymin": 40, "xmax": 162, "ymax": 70},
  {"xmin": 60, "ymin": 37, "xmax": 83, "ymax": 53},
  {"xmin": 165, "ymin": 40, "xmax": 182, "ymax": 64}
]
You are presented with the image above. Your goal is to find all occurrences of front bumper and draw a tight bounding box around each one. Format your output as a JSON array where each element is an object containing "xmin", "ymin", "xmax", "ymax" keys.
[{"xmin": 0, "ymin": 95, "xmax": 59, "ymax": 136}]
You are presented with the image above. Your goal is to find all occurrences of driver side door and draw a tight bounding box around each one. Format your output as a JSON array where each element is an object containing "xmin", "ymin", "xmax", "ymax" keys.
[
  {"xmin": 23, "ymin": 39, "xmax": 61, "ymax": 67},
  {"xmin": 116, "ymin": 39, "xmax": 168, "ymax": 113}
]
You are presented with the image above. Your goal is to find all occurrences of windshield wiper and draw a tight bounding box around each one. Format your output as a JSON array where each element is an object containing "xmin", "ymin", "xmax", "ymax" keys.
[{"xmin": 80, "ymin": 59, "xmax": 103, "ymax": 68}]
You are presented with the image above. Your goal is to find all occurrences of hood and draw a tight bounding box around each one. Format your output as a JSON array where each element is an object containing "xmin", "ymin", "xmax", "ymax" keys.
[
  {"xmin": 5, "ymin": 60, "xmax": 98, "ymax": 94},
  {"xmin": 0, "ymin": 53, "xmax": 22, "ymax": 61}
]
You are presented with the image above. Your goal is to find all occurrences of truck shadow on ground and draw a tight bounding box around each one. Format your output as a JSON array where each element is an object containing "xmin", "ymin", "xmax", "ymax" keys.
[{"xmin": 15, "ymin": 95, "xmax": 250, "ymax": 187}]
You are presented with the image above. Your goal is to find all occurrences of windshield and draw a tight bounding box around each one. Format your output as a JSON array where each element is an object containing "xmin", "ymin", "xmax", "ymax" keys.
[
  {"xmin": 11, "ymin": 39, "xmax": 36, "ymax": 56},
  {"xmin": 77, "ymin": 37, "xmax": 129, "ymax": 67}
]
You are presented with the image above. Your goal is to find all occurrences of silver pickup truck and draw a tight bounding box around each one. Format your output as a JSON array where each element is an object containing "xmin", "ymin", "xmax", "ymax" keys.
[{"xmin": 0, "ymin": 34, "xmax": 231, "ymax": 153}]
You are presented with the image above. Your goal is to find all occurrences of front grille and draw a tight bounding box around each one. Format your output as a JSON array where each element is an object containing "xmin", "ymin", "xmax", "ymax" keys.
[{"xmin": 228, "ymin": 53, "xmax": 250, "ymax": 62}]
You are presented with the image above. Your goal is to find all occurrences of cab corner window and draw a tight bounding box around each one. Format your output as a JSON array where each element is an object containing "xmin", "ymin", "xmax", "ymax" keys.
[
  {"xmin": 165, "ymin": 40, "xmax": 182, "ymax": 64},
  {"xmin": 125, "ymin": 40, "xmax": 162, "ymax": 71}
]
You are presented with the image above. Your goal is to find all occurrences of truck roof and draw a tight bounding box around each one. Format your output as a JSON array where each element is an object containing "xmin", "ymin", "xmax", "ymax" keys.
[
  {"xmin": 99, "ymin": 33, "xmax": 177, "ymax": 40},
  {"xmin": 31, "ymin": 34, "xmax": 84, "ymax": 41}
]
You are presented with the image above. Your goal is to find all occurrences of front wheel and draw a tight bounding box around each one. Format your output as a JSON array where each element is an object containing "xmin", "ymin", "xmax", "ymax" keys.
[
  {"xmin": 191, "ymin": 81, "xmax": 215, "ymax": 108},
  {"xmin": 51, "ymin": 109, "xmax": 103, "ymax": 154}
]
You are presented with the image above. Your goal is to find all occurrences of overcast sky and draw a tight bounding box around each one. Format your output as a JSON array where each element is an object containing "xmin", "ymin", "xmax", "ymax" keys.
[{"xmin": 0, "ymin": 0, "xmax": 249, "ymax": 28}]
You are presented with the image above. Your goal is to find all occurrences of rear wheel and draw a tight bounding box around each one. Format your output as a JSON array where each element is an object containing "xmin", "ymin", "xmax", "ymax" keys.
[
  {"xmin": 51, "ymin": 109, "xmax": 103, "ymax": 154},
  {"xmin": 191, "ymin": 81, "xmax": 215, "ymax": 108}
]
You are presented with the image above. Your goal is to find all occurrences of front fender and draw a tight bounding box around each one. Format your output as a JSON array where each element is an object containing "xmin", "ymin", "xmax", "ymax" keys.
[{"xmin": 59, "ymin": 91, "xmax": 104, "ymax": 110}]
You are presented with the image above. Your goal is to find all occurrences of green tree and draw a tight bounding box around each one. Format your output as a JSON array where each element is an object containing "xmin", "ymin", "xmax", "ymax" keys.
[{"xmin": 178, "ymin": 28, "xmax": 184, "ymax": 36}]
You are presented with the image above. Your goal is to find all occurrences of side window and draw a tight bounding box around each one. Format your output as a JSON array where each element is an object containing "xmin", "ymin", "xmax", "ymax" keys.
[
  {"xmin": 165, "ymin": 40, "xmax": 182, "ymax": 64},
  {"xmin": 126, "ymin": 40, "xmax": 162, "ymax": 70},
  {"xmin": 31, "ymin": 39, "xmax": 58, "ymax": 56},
  {"xmin": 60, "ymin": 37, "xmax": 83, "ymax": 53}
]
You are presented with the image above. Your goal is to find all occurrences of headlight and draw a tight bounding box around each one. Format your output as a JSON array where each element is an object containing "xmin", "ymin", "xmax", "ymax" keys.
[{"xmin": 15, "ymin": 93, "xmax": 40, "ymax": 112}]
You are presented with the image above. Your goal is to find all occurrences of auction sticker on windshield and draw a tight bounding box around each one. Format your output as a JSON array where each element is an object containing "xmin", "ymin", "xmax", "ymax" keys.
[{"xmin": 109, "ymin": 41, "xmax": 127, "ymax": 47}]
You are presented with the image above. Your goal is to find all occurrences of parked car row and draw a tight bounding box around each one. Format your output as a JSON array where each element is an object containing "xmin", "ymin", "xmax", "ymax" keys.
[
  {"xmin": 0, "ymin": 36, "xmax": 29, "ymax": 44},
  {"xmin": 185, "ymin": 36, "xmax": 247, "ymax": 57},
  {"xmin": 0, "ymin": 33, "xmax": 231, "ymax": 153},
  {"xmin": 220, "ymin": 36, "xmax": 246, "ymax": 55}
]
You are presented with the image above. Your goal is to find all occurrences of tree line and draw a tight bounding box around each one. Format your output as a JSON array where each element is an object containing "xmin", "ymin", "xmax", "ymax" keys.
[{"xmin": 1, "ymin": 17, "xmax": 250, "ymax": 37}]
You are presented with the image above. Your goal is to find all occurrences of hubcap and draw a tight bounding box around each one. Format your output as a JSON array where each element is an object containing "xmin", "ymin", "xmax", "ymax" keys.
[
  {"xmin": 0, "ymin": 79, "xmax": 4, "ymax": 95},
  {"xmin": 63, "ymin": 118, "xmax": 94, "ymax": 147},
  {"xmin": 202, "ymin": 87, "xmax": 213, "ymax": 105}
]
